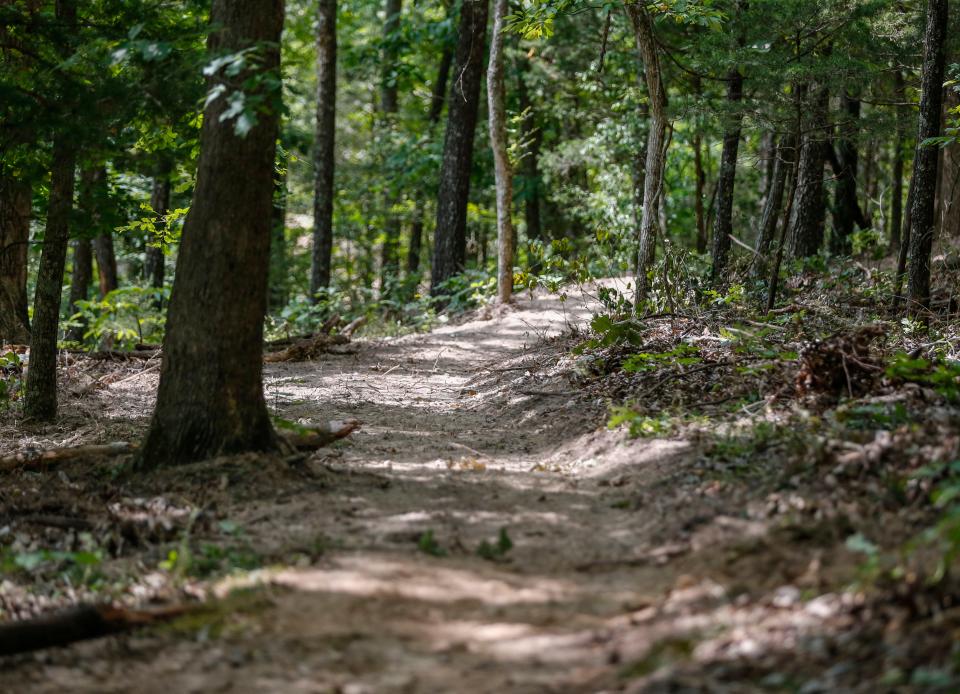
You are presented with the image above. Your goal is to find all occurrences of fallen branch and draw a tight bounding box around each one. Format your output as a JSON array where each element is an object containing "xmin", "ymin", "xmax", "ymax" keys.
[
  {"xmin": 0, "ymin": 603, "xmax": 190, "ymax": 656},
  {"xmin": 278, "ymin": 419, "xmax": 362, "ymax": 450},
  {"xmin": 0, "ymin": 442, "xmax": 135, "ymax": 473},
  {"xmin": 264, "ymin": 334, "xmax": 350, "ymax": 363}
]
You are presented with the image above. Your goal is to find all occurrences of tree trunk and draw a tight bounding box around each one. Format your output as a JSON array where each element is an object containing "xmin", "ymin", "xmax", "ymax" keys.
[
  {"xmin": 430, "ymin": 0, "xmax": 489, "ymax": 295},
  {"xmin": 625, "ymin": 2, "xmax": 668, "ymax": 304},
  {"xmin": 144, "ymin": 164, "xmax": 171, "ymax": 302},
  {"xmin": 889, "ymin": 71, "xmax": 906, "ymax": 255},
  {"xmin": 407, "ymin": 41, "xmax": 453, "ymax": 277},
  {"xmin": 938, "ymin": 87, "xmax": 960, "ymax": 237},
  {"xmin": 710, "ymin": 66, "xmax": 744, "ymax": 280},
  {"xmin": 268, "ymin": 149, "xmax": 289, "ymax": 312},
  {"xmin": 516, "ymin": 53, "xmax": 543, "ymax": 250},
  {"xmin": 693, "ymin": 131, "xmax": 707, "ymax": 254},
  {"xmin": 379, "ymin": 0, "xmax": 402, "ymax": 297},
  {"xmin": 788, "ymin": 82, "xmax": 828, "ymax": 258},
  {"xmin": 0, "ymin": 174, "xmax": 31, "ymax": 344},
  {"xmin": 309, "ymin": 0, "xmax": 337, "ymax": 299},
  {"xmin": 488, "ymin": 0, "xmax": 513, "ymax": 304},
  {"xmin": 136, "ymin": 0, "xmax": 284, "ymax": 468},
  {"xmin": 829, "ymin": 93, "xmax": 867, "ymax": 254},
  {"xmin": 907, "ymin": 0, "xmax": 948, "ymax": 314},
  {"xmin": 65, "ymin": 237, "xmax": 91, "ymax": 343},
  {"xmin": 751, "ymin": 133, "xmax": 794, "ymax": 276},
  {"xmin": 24, "ymin": 137, "xmax": 76, "ymax": 421},
  {"xmin": 78, "ymin": 167, "xmax": 117, "ymax": 298}
]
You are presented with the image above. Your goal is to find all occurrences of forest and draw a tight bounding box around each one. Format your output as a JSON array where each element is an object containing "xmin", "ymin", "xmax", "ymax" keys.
[{"xmin": 1, "ymin": 0, "xmax": 960, "ymax": 690}]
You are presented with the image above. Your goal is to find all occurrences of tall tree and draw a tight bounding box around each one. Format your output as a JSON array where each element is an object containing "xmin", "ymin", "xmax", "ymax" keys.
[
  {"xmin": 710, "ymin": 60, "xmax": 745, "ymax": 280},
  {"xmin": 751, "ymin": 133, "xmax": 794, "ymax": 275},
  {"xmin": 0, "ymin": 174, "xmax": 31, "ymax": 344},
  {"xmin": 379, "ymin": 0, "xmax": 403, "ymax": 296},
  {"xmin": 907, "ymin": 0, "xmax": 948, "ymax": 313},
  {"xmin": 144, "ymin": 163, "xmax": 171, "ymax": 300},
  {"xmin": 85, "ymin": 167, "xmax": 118, "ymax": 298},
  {"xmin": 830, "ymin": 93, "xmax": 868, "ymax": 254},
  {"xmin": 788, "ymin": 81, "xmax": 828, "ymax": 258},
  {"xmin": 65, "ymin": 237, "xmax": 92, "ymax": 343},
  {"xmin": 626, "ymin": 2, "xmax": 668, "ymax": 304},
  {"xmin": 136, "ymin": 0, "xmax": 285, "ymax": 468},
  {"xmin": 430, "ymin": 0, "xmax": 489, "ymax": 295},
  {"xmin": 23, "ymin": 0, "xmax": 78, "ymax": 421},
  {"xmin": 889, "ymin": 70, "xmax": 907, "ymax": 255},
  {"xmin": 516, "ymin": 52, "xmax": 543, "ymax": 250},
  {"xmin": 488, "ymin": 0, "xmax": 513, "ymax": 304},
  {"xmin": 309, "ymin": 0, "xmax": 337, "ymax": 299}
]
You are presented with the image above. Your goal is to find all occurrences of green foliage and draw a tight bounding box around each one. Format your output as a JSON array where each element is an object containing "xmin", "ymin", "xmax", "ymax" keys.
[
  {"xmin": 0, "ymin": 351, "xmax": 24, "ymax": 412},
  {"xmin": 477, "ymin": 528, "xmax": 514, "ymax": 561},
  {"xmin": 622, "ymin": 343, "xmax": 701, "ymax": 373},
  {"xmin": 0, "ymin": 542, "xmax": 104, "ymax": 587},
  {"xmin": 417, "ymin": 529, "xmax": 446, "ymax": 557},
  {"xmin": 117, "ymin": 203, "xmax": 189, "ymax": 252},
  {"xmin": 886, "ymin": 353, "xmax": 960, "ymax": 403},
  {"xmin": 608, "ymin": 407, "xmax": 676, "ymax": 438},
  {"xmin": 65, "ymin": 286, "xmax": 168, "ymax": 350}
]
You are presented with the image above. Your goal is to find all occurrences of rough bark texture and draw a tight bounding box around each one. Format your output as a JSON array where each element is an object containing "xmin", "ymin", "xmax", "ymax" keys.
[
  {"xmin": 626, "ymin": 2, "xmax": 668, "ymax": 304},
  {"xmin": 144, "ymin": 165, "xmax": 171, "ymax": 299},
  {"xmin": 79, "ymin": 167, "xmax": 117, "ymax": 298},
  {"xmin": 788, "ymin": 83, "xmax": 828, "ymax": 258},
  {"xmin": 407, "ymin": 41, "xmax": 453, "ymax": 276},
  {"xmin": 379, "ymin": 0, "xmax": 402, "ymax": 296},
  {"xmin": 938, "ymin": 87, "xmax": 960, "ymax": 238},
  {"xmin": 889, "ymin": 71, "xmax": 906, "ymax": 255},
  {"xmin": 268, "ymin": 150, "xmax": 289, "ymax": 312},
  {"xmin": 710, "ymin": 67, "xmax": 744, "ymax": 281},
  {"xmin": 751, "ymin": 133, "xmax": 794, "ymax": 275},
  {"xmin": 24, "ymin": 137, "xmax": 76, "ymax": 420},
  {"xmin": 488, "ymin": 0, "xmax": 513, "ymax": 305},
  {"xmin": 693, "ymin": 131, "xmax": 707, "ymax": 254},
  {"xmin": 65, "ymin": 237, "xmax": 91, "ymax": 343},
  {"xmin": 136, "ymin": 0, "xmax": 284, "ymax": 468},
  {"xmin": 430, "ymin": 0, "xmax": 489, "ymax": 296},
  {"xmin": 907, "ymin": 0, "xmax": 948, "ymax": 313},
  {"xmin": 0, "ymin": 174, "xmax": 31, "ymax": 344},
  {"xmin": 309, "ymin": 0, "xmax": 337, "ymax": 298},
  {"xmin": 830, "ymin": 94, "xmax": 867, "ymax": 254}
]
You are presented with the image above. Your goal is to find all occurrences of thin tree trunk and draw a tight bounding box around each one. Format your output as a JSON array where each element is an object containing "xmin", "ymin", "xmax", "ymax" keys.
[
  {"xmin": 407, "ymin": 41, "xmax": 454, "ymax": 277},
  {"xmin": 516, "ymin": 53, "xmax": 543, "ymax": 250},
  {"xmin": 889, "ymin": 70, "xmax": 906, "ymax": 255},
  {"xmin": 430, "ymin": 0, "xmax": 489, "ymax": 295},
  {"xmin": 907, "ymin": 0, "xmax": 949, "ymax": 314},
  {"xmin": 693, "ymin": 131, "xmax": 707, "ymax": 254},
  {"xmin": 939, "ymin": 87, "xmax": 960, "ymax": 237},
  {"xmin": 24, "ymin": 138, "xmax": 77, "ymax": 420},
  {"xmin": 144, "ymin": 163, "xmax": 171, "ymax": 303},
  {"xmin": 64, "ymin": 237, "xmax": 91, "ymax": 343},
  {"xmin": 379, "ymin": 0, "xmax": 402, "ymax": 297},
  {"xmin": 710, "ymin": 66, "xmax": 744, "ymax": 280},
  {"xmin": 0, "ymin": 174, "xmax": 31, "ymax": 344},
  {"xmin": 309, "ymin": 0, "xmax": 337, "ymax": 299},
  {"xmin": 788, "ymin": 81, "xmax": 828, "ymax": 258},
  {"xmin": 268, "ymin": 148, "xmax": 289, "ymax": 312},
  {"xmin": 136, "ymin": 0, "xmax": 284, "ymax": 468},
  {"xmin": 626, "ymin": 2, "xmax": 668, "ymax": 305},
  {"xmin": 78, "ymin": 167, "xmax": 117, "ymax": 298},
  {"xmin": 830, "ymin": 93, "xmax": 867, "ymax": 254},
  {"xmin": 751, "ymin": 133, "xmax": 794, "ymax": 276},
  {"xmin": 488, "ymin": 0, "xmax": 513, "ymax": 304}
]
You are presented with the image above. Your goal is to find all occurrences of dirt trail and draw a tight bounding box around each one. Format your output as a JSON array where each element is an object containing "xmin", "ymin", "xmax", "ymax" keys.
[{"xmin": 1, "ymin": 289, "xmax": 862, "ymax": 693}]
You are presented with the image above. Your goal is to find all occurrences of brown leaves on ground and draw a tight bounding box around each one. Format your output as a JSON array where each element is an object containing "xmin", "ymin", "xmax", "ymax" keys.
[{"xmin": 795, "ymin": 324, "xmax": 886, "ymax": 398}]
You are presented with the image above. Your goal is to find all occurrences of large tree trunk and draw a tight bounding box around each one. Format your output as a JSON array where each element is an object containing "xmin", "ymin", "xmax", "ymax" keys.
[
  {"xmin": 889, "ymin": 71, "xmax": 906, "ymax": 255},
  {"xmin": 0, "ymin": 174, "xmax": 31, "ymax": 344},
  {"xmin": 488, "ymin": 0, "xmax": 513, "ymax": 305},
  {"xmin": 64, "ymin": 237, "xmax": 91, "ymax": 343},
  {"xmin": 379, "ymin": 0, "xmax": 402, "ymax": 297},
  {"xmin": 24, "ymin": 138, "xmax": 76, "ymax": 420},
  {"xmin": 788, "ymin": 82, "xmax": 828, "ymax": 258},
  {"xmin": 309, "ymin": 0, "xmax": 337, "ymax": 299},
  {"xmin": 829, "ymin": 93, "xmax": 868, "ymax": 254},
  {"xmin": 625, "ymin": 2, "xmax": 668, "ymax": 304},
  {"xmin": 751, "ymin": 133, "xmax": 794, "ymax": 276},
  {"xmin": 144, "ymin": 164, "xmax": 171, "ymax": 301},
  {"xmin": 430, "ymin": 0, "xmax": 489, "ymax": 295},
  {"xmin": 907, "ymin": 0, "xmax": 948, "ymax": 314},
  {"xmin": 407, "ymin": 40, "xmax": 453, "ymax": 277},
  {"xmin": 710, "ymin": 66, "xmax": 744, "ymax": 280},
  {"xmin": 136, "ymin": 0, "xmax": 284, "ymax": 468}
]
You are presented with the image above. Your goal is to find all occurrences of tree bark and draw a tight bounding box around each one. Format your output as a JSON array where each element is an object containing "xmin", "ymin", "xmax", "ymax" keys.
[
  {"xmin": 938, "ymin": 86, "xmax": 960, "ymax": 238},
  {"xmin": 64, "ymin": 237, "xmax": 91, "ymax": 343},
  {"xmin": 136, "ymin": 0, "xmax": 285, "ymax": 468},
  {"xmin": 430, "ymin": 0, "xmax": 489, "ymax": 296},
  {"xmin": 751, "ymin": 133, "xmax": 794, "ymax": 276},
  {"xmin": 488, "ymin": 0, "xmax": 513, "ymax": 304},
  {"xmin": 787, "ymin": 82, "xmax": 828, "ymax": 258},
  {"xmin": 889, "ymin": 70, "xmax": 906, "ymax": 255},
  {"xmin": 829, "ymin": 93, "xmax": 867, "ymax": 254},
  {"xmin": 625, "ymin": 2, "xmax": 668, "ymax": 305},
  {"xmin": 516, "ymin": 53, "xmax": 543, "ymax": 250},
  {"xmin": 309, "ymin": 0, "xmax": 337, "ymax": 299},
  {"xmin": 268, "ymin": 148, "xmax": 289, "ymax": 312},
  {"xmin": 710, "ymin": 66, "xmax": 744, "ymax": 280},
  {"xmin": 907, "ymin": 0, "xmax": 948, "ymax": 314},
  {"xmin": 693, "ymin": 131, "xmax": 707, "ymax": 254},
  {"xmin": 0, "ymin": 174, "xmax": 31, "ymax": 344},
  {"xmin": 24, "ymin": 138, "xmax": 76, "ymax": 420},
  {"xmin": 379, "ymin": 0, "xmax": 402, "ymax": 297},
  {"xmin": 144, "ymin": 164, "xmax": 171, "ymax": 302}
]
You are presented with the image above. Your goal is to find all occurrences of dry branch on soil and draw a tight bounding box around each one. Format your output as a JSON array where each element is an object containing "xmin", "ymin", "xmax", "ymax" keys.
[{"xmin": 0, "ymin": 442, "xmax": 135, "ymax": 473}]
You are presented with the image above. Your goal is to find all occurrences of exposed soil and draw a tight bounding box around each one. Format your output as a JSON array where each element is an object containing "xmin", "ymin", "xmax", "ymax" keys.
[{"xmin": 0, "ymin": 287, "xmax": 955, "ymax": 692}]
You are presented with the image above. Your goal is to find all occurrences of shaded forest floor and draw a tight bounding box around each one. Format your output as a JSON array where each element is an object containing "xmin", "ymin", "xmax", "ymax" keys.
[{"xmin": 1, "ymin": 283, "xmax": 960, "ymax": 692}]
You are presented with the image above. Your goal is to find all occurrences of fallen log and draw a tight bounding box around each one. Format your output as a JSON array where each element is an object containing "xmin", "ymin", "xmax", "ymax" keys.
[
  {"xmin": 0, "ymin": 442, "xmax": 136, "ymax": 473},
  {"xmin": 264, "ymin": 334, "xmax": 351, "ymax": 363},
  {"xmin": 0, "ymin": 603, "xmax": 190, "ymax": 656}
]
